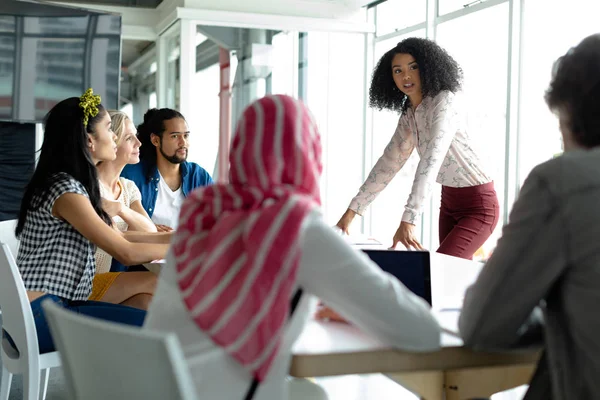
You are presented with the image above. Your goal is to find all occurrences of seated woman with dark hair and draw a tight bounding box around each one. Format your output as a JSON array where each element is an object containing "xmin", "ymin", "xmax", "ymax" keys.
[
  {"xmin": 13, "ymin": 89, "xmax": 171, "ymax": 354},
  {"xmin": 459, "ymin": 34, "xmax": 600, "ymax": 400}
]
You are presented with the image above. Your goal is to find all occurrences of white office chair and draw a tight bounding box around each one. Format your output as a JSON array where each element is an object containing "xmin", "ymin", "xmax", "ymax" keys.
[
  {"xmin": 0, "ymin": 219, "xmax": 19, "ymax": 259},
  {"xmin": 0, "ymin": 243, "xmax": 60, "ymax": 400},
  {"xmin": 42, "ymin": 300, "xmax": 198, "ymax": 400},
  {"xmin": 0, "ymin": 219, "xmax": 19, "ymax": 317}
]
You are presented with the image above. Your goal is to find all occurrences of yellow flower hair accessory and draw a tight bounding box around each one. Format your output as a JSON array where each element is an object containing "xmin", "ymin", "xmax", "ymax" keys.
[{"xmin": 79, "ymin": 88, "xmax": 101, "ymax": 127}]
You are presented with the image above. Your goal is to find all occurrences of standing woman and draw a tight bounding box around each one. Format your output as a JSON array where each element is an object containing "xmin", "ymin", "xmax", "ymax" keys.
[
  {"xmin": 336, "ymin": 37, "xmax": 499, "ymax": 260},
  {"xmin": 14, "ymin": 89, "xmax": 170, "ymax": 353}
]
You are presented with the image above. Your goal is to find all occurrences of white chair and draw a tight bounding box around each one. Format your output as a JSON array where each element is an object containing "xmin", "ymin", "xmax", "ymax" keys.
[
  {"xmin": 0, "ymin": 219, "xmax": 19, "ymax": 316},
  {"xmin": 42, "ymin": 300, "xmax": 198, "ymax": 400},
  {"xmin": 0, "ymin": 243, "xmax": 60, "ymax": 400},
  {"xmin": 0, "ymin": 219, "xmax": 19, "ymax": 259}
]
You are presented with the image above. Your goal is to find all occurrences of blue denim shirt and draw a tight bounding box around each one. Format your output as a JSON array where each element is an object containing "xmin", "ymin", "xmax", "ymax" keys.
[{"xmin": 121, "ymin": 159, "xmax": 213, "ymax": 217}]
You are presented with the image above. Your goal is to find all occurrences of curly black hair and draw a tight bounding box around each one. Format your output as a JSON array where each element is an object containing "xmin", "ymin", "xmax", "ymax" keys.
[
  {"xmin": 546, "ymin": 34, "xmax": 600, "ymax": 148},
  {"xmin": 369, "ymin": 37, "xmax": 463, "ymax": 113}
]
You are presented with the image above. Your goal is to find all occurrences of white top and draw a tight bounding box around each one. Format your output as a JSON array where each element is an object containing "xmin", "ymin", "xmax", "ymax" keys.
[
  {"xmin": 349, "ymin": 91, "xmax": 492, "ymax": 225},
  {"xmin": 151, "ymin": 173, "xmax": 185, "ymax": 229},
  {"xmin": 144, "ymin": 211, "xmax": 441, "ymax": 400},
  {"xmin": 95, "ymin": 177, "xmax": 142, "ymax": 274}
]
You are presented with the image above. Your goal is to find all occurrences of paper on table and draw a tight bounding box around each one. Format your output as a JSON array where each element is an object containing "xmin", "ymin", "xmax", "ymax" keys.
[
  {"xmin": 432, "ymin": 309, "xmax": 461, "ymax": 337},
  {"xmin": 330, "ymin": 226, "xmax": 383, "ymax": 247}
]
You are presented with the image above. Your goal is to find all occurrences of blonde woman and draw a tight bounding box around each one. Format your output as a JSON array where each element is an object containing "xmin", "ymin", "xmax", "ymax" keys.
[{"xmin": 90, "ymin": 111, "xmax": 160, "ymax": 310}]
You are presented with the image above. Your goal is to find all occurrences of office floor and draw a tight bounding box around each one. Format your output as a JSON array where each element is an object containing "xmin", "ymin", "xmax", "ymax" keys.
[{"xmin": 0, "ymin": 366, "xmax": 528, "ymax": 400}]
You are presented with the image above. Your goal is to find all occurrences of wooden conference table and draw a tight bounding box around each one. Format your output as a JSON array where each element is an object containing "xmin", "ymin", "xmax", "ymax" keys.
[{"xmin": 145, "ymin": 252, "xmax": 540, "ymax": 400}]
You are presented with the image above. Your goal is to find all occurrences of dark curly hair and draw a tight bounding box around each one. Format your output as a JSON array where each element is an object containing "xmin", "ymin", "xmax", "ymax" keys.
[
  {"xmin": 369, "ymin": 37, "xmax": 463, "ymax": 112},
  {"xmin": 546, "ymin": 34, "xmax": 600, "ymax": 148}
]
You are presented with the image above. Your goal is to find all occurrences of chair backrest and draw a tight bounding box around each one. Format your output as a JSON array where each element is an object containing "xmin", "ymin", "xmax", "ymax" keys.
[
  {"xmin": 0, "ymin": 219, "xmax": 19, "ymax": 259},
  {"xmin": 0, "ymin": 243, "xmax": 40, "ymax": 367},
  {"xmin": 42, "ymin": 300, "xmax": 198, "ymax": 400}
]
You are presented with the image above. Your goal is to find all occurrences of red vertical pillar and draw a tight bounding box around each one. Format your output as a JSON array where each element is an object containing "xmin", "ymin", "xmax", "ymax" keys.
[{"xmin": 218, "ymin": 47, "xmax": 232, "ymax": 183}]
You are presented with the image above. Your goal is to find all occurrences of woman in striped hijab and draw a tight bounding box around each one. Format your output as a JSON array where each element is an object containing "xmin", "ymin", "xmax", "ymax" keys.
[{"xmin": 144, "ymin": 94, "xmax": 441, "ymax": 400}]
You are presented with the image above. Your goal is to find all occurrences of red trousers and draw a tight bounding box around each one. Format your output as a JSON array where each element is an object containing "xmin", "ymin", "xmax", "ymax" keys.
[{"xmin": 437, "ymin": 182, "xmax": 499, "ymax": 260}]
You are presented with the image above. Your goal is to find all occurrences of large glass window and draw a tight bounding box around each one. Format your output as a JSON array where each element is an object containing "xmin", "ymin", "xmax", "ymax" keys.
[
  {"xmin": 438, "ymin": 0, "xmax": 499, "ymax": 16},
  {"xmin": 165, "ymin": 33, "xmax": 180, "ymax": 110},
  {"xmin": 24, "ymin": 16, "xmax": 89, "ymax": 35},
  {"xmin": 375, "ymin": 0, "xmax": 426, "ymax": 37},
  {"xmin": 0, "ymin": 14, "xmax": 121, "ymax": 121},
  {"xmin": 190, "ymin": 62, "xmax": 220, "ymax": 176},
  {"xmin": 149, "ymin": 91, "xmax": 157, "ymax": 109},
  {"xmin": 0, "ymin": 16, "xmax": 15, "ymax": 33},
  {"xmin": 91, "ymin": 36, "xmax": 121, "ymax": 113},
  {"xmin": 270, "ymin": 31, "xmax": 297, "ymax": 96},
  {"xmin": 306, "ymin": 32, "xmax": 366, "ymax": 225},
  {"xmin": 23, "ymin": 37, "xmax": 86, "ymax": 120},
  {"xmin": 518, "ymin": 0, "xmax": 600, "ymax": 185},
  {"xmin": 432, "ymin": 3, "xmax": 509, "ymax": 258},
  {"xmin": 0, "ymin": 35, "xmax": 15, "ymax": 119}
]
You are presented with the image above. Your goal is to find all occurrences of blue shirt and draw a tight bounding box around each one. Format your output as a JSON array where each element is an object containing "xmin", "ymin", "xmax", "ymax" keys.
[{"xmin": 121, "ymin": 159, "xmax": 213, "ymax": 218}]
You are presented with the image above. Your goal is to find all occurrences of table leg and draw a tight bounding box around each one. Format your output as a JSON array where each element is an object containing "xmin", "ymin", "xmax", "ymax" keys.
[
  {"xmin": 444, "ymin": 364, "xmax": 534, "ymax": 400},
  {"xmin": 386, "ymin": 371, "xmax": 444, "ymax": 400}
]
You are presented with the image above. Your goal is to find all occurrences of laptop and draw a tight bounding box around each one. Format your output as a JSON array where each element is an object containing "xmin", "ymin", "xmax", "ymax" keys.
[{"xmin": 361, "ymin": 249, "xmax": 432, "ymax": 306}]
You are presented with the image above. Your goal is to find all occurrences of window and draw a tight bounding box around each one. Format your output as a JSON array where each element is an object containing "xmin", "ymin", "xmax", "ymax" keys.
[
  {"xmin": 149, "ymin": 92, "xmax": 157, "ymax": 109},
  {"xmin": 518, "ymin": 0, "xmax": 600, "ymax": 185},
  {"xmin": 24, "ymin": 16, "xmax": 90, "ymax": 35},
  {"xmin": 90, "ymin": 37, "xmax": 121, "ymax": 111},
  {"xmin": 95, "ymin": 14, "xmax": 121, "ymax": 35},
  {"xmin": 22, "ymin": 37, "xmax": 86, "ymax": 121},
  {"xmin": 0, "ymin": 16, "xmax": 15, "ymax": 33},
  {"xmin": 375, "ymin": 0, "xmax": 426, "ymax": 37},
  {"xmin": 374, "ymin": 29, "xmax": 426, "ymax": 60},
  {"xmin": 119, "ymin": 102, "xmax": 133, "ymax": 120},
  {"xmin": 165, "ymin": 33, "xmax": 180, "ymax": 110},
  {"xmin": 433, "ymin": 2, "xmax": 509, "ymax": 258},
  {"xmin": 270, "ymin": 31, "xmax": 297, "ymax": 96},
  {"xmin": 189, "ymin": 62, "xmax": 220, "ymax": 176},
  {"xmin": 306, "ymin": 32, "xmax": 366, "ymax": 224},
  {"xmin": 0, "ymin": 36, "xmax": 15, "ymax": 119},
  {"xmin": 438, "ymin": 0, "xmax": 492, "ymax": 16}
]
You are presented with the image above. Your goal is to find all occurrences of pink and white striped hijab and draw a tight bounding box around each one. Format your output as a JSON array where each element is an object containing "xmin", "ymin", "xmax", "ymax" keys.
[{"xmin": 172, "ymin": 95, "xmax": 322, "ymax": 381}]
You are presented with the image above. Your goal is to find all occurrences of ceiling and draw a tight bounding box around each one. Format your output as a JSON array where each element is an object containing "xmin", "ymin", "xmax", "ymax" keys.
[
  {"xmin": 122, "ymin": 39, "xmax": 153, "ymax": 68},
  {"xmin": 54, "ymin": 0, "xmax": 163, "ymax": 7},
  {"xmin": 2, "ymin": 0, "xmax": 101, "ymax": 15}
]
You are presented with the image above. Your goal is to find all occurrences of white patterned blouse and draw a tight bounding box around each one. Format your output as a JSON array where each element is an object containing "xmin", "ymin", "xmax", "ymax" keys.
[
  {"xmin": 94, "ymin": 178, "xmax": 142, "ymax": 274},
  {"xmin": 349, "ymin": 90, "xmax": 492, "ymax": 225}
]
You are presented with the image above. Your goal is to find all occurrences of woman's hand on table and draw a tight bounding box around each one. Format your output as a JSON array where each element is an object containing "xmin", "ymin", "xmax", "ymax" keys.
[
  {"xmin": 315, "ymin": 305, "xmax": 348, "ymax": 323},
  {"xmin": 155, "ymin": 224, "xmax": 174, "ymax": 232},
  {"xmin": 391, "ymin": 221, "xmax": 425, "ymax": 250},
  {"xmin": 335, "ymin": 209, "xmax": 357, "ymax": 235}
]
